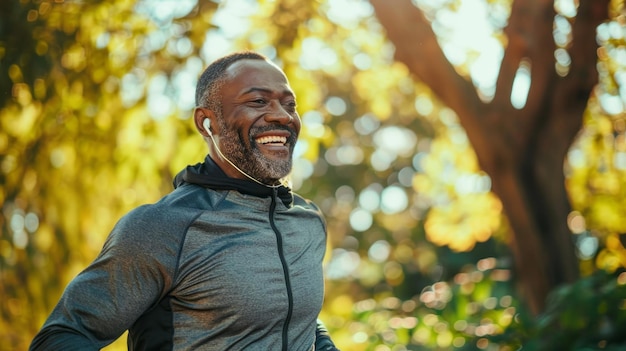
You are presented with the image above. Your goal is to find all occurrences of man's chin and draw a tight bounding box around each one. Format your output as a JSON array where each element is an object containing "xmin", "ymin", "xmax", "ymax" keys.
[
  {"xmin": 258, "ymin": 149, "xmax": 291, "ymax": 162},
  {"xmin": 257, "ymin": 165, "xmax": 292, "ymax": 185}
]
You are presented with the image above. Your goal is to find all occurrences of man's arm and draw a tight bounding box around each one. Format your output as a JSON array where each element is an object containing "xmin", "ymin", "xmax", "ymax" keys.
[
  {"xmin": 30, "ymin": 206, "xmax": 180, "ymax": 350},
  {"xmin": 30, "ymin": 325, "xmax": 100, "ymax": 351},
  {"xmin": 30, "ymin": 261, "xmax": 158, "ymax": 350},
  {"xmin": 315, "ymin": 319, "xmax": 341, "ymax": 351}
]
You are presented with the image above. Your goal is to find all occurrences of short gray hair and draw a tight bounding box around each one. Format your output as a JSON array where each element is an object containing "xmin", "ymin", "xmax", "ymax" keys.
[{"xmin": 195, "ymin": 51, "xmax": 268, "ymax": 113}]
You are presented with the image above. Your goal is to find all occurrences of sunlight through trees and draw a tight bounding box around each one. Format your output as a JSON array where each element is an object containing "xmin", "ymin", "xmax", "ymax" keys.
[{"xmin": 2, "ymin": 0, "xmax": 626, "ymax": 350}]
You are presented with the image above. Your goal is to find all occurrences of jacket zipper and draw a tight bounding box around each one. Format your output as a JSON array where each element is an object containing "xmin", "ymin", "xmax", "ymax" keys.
[{"xmin": 270, "ymin": 188, "xmax": 293, "ymax": 351}]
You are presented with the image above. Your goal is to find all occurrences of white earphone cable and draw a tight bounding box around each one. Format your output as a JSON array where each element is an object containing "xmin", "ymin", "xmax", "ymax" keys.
[{"xmin": 204, "ymin": 121, "xmax": 287, "ymax": 189}]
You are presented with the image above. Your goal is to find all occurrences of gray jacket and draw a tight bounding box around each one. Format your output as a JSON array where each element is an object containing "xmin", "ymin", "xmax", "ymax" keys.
[{"xmin": 30, "ymin": 156, "xmax": 332, "ymax": 350}]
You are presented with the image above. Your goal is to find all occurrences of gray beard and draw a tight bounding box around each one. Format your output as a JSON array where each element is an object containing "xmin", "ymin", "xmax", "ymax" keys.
[{"xmin": 216, "ymin": 117, "xmax": 294, "ymax": 184}]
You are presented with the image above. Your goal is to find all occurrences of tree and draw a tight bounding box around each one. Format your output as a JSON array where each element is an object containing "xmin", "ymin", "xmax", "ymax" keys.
[
  {"xmin": 2, "ymin": 0, "xmax": 625, "ymax": 350},
  {"xmin": 0, "ymin": 1, "xmax": 220, "ymax": 349},
  {"xmin": 370, "ymin": 0, "xmax": 611, "ymax": 314}
]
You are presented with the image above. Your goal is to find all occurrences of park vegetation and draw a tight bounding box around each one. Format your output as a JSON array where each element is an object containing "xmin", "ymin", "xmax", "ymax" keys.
[{"xmin": 1, "ymin": 0, "xmax": 625, "ymax": 350}]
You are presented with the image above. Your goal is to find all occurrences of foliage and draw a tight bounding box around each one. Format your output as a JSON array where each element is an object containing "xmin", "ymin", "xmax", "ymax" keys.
[
  {"xmin": 1, "ymin": 1, "xmax": 218, "ymax": 349},
  {"xmin": 566, "ymin": 1, "xmax": 626, "ymax": 273},
  {"xmin": 1, "ymin": 0, "xmax": 625, "ymax": 351},
  {"xmin": 490, "ymin": 269, "xmax": 626, "ymax": 351},
  {"xmin": 330, "ymin": 255, "xmax": 521, "ymax": 350}
]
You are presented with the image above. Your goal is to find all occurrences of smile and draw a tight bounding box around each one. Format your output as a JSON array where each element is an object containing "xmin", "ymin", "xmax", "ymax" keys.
[{"xmin": 255, "ymin": 135, "xmax": 288, "ymax": 145}]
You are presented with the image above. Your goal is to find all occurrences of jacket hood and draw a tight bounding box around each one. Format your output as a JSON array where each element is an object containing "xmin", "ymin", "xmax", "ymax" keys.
[{"xmin": 173, "ymin": 155, "xmax": 294, "ymax": 207}]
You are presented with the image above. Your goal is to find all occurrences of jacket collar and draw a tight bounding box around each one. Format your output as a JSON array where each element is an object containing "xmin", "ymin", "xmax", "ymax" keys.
[{"xmin": 173, "ymin": 155, "xmax": 293, "ymax": 207}]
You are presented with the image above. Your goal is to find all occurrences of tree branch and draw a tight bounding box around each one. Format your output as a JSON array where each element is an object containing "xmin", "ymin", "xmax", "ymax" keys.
[{"xmin": 369, "ymin": 0, "xmax": 481, "ymax": 118}]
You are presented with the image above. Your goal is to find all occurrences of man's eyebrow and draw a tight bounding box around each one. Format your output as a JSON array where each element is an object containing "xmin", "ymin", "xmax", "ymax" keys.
[{"xmin": 241, "ymin": 87, "xmax": 296, "ymax": 98}]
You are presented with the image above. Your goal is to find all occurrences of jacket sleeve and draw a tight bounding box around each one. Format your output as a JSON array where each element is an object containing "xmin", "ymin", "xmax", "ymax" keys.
[
  {"xmin": 315, "ymin": 319, "xmax": 341, "ymax": 351},
  {"xmin": 30, "ymin": 205, "xmax": 182, "ymax": 350}
]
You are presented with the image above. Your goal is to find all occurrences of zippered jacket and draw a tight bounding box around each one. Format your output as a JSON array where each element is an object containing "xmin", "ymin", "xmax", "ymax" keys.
[{"xmin": 30, "ymin": 156, "xmax": 329, "ymax": 350}]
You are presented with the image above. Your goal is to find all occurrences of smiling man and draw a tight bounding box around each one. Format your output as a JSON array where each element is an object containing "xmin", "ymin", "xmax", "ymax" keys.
[
  {"xmin": 196, "ymin": 54, "xmax": 300, "ymax": 185},
  {"xmin": 30, "ymin": 52, "xmax": 340, "ymax": 351}
]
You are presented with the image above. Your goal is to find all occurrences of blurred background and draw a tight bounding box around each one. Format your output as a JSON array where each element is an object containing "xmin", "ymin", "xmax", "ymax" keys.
[{"xmin": 2, "ymin": 0, "xmax": 626, "ymax": 350}]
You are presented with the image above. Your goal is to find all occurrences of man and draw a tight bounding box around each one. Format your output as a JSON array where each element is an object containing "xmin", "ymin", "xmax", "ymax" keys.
[{"xmin": 30, "ymin": 51, "xmax": 339, "ymax": 350}]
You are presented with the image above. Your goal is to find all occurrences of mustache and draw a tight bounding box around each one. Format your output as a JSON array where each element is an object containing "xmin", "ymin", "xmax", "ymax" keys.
[{"xmin": 250, "ymin": 125, "xmax": 298, "ymax": 144}]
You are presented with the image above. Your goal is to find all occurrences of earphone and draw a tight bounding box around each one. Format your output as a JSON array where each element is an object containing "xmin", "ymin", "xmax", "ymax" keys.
[{"xmin": 203, "ymin": 118, "xmax": 212, "ymax": 135}]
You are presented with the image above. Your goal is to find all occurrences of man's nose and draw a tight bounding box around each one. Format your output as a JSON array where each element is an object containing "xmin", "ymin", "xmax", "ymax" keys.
[{"xmin": 265, "ymin": 101, "xmax": 294, "ymax": 124}]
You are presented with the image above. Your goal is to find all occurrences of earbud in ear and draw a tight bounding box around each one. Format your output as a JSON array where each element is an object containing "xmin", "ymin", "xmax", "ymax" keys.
[{"xmin": 203, "ymin": 118, "xmax": 212, "ymax": 135}]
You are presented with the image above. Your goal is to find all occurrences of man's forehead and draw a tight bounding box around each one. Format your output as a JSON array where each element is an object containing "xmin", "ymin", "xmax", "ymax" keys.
[
  {"xmin": 224, "ymin": 59, "xmax": 293, "ymax": 94},
  {"xmin": 226, "ymin": 60, "xmax": 287, "ymax": 81}
]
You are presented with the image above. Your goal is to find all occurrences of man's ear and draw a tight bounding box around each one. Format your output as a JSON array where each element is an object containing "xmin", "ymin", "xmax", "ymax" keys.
[{"xmin": 194, "ymin": 107, "xmax": 215, "ymax": 137}]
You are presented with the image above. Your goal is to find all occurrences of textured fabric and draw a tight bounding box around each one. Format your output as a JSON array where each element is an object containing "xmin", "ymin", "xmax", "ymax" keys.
[
  {"xmin": 30, "ymin": 156, "xmax": 327, "ymax": 351},
  {"xmin": 174, "ymin": 159, "xmax": 294, "ymax": 207},
  {"xmin": 315, "ymin": 320, "xmax": 341, "ymax": 351}
]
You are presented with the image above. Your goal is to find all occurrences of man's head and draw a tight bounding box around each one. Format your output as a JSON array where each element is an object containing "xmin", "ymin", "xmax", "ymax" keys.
[
  {"xmin": 193, "ymin": 52, "xmax": 301, "ymax": 185},
  {"xmin": 194, "ymin": 51, "xmax": 266, "ymax": 113}
]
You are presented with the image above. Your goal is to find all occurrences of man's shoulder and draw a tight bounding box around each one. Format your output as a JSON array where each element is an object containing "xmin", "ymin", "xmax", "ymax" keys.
[
  {"xmin": 159, "ymin": 182, "xmax": 224, "ymax": 210},
  {"xmin": 292, "ymin": 193, "xmax": 323, "ymax": 214},
  {"xmin": 292, "ymin": 192, "xmax": 314, "ymax": 205},
  {"xmin": 115, "ymin": 187, "xmax": 208, "ymax": 234}
]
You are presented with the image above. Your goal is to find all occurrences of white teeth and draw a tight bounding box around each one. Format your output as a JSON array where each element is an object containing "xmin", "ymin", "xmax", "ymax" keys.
[{"xmin": 256, "ymin": 136, "xmax": 287, "ymax": 145}]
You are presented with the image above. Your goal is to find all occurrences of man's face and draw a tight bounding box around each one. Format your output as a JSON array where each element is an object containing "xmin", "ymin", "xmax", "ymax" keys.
[{"xmin": 214, "ymin": 59, "xmax": 301, "ymax": 184}]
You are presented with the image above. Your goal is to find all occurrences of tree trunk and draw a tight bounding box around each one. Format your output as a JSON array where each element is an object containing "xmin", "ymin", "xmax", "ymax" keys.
[{"xmin": 370, "ymin": 0, "xmax": 609, "ymax": 314}]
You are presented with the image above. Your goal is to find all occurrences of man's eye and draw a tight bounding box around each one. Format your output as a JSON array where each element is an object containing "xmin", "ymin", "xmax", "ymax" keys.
[{"xmin": 251, "ymin": 99, "xmax": 266, "ymax": 104}]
